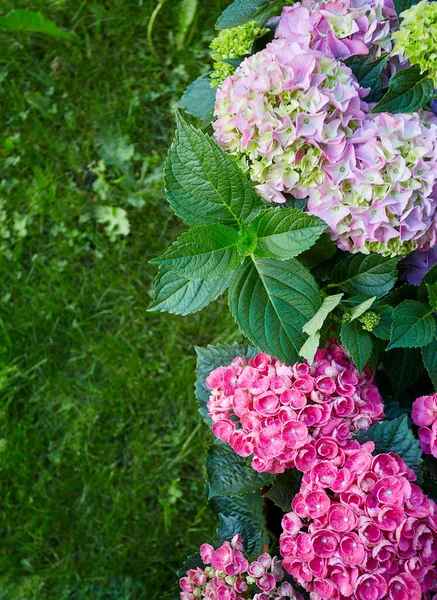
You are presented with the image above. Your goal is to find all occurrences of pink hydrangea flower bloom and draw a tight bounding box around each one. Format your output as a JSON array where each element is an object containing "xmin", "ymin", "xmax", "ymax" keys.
[
  {"xmin": 178, "ymin": 535, "xmax": 303, "ymax": 600},
  {"xmin": 275, "ymin": 0, "xmax": 397, "ymax": 60},
  {"xmin": 280, "ymin": 445, "xmax": 437, "ymax": 599},
  {"xmin": 206, "ymin": 339, "xmax": 384, "ymax": 474},
  {"xmin": 213, "ymin": 39, "xmax": 367, "ymax": 203},
  {"xmin": 307, "ymin": 111, "xmax": 437, "ymax": 256},
  {"xmin": 412, "ymin": 393, "xmax": 437, "ymax": 458}
]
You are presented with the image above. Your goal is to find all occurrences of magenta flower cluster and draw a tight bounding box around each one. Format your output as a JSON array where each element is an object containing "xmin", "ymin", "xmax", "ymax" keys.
[
  {"xmin": 275, "ymin": 0, "xmax": 397, "ymax": 60},
  {"xmin": 179, "ymin": 534, "xmax": 303, "ymax": 600},
  {"xmin": 307, "ymin": 111, "xmax": 437, "ymax": 255},
  {"xmin": 213, "ymin": 38, "xmax": 368, "ymax": 204},
  {"xmin": 280, "ymin": 442, "xmax": 437, "ymax": 600},
  {"xmin": 412, "ymin": 393, "xmax": 437, "ymax": 459},
  {"xmin": 206, "ymin": 339, "xmax": 384, "ymax": 474}
]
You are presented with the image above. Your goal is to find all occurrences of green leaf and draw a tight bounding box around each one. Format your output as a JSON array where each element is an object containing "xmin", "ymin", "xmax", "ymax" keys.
[
  {"xmin": 206, "ymin": 442, "xmax": 274, "ymax": 499},
  {"xmin": 350, "ymin": 296, "xmax": 376, "ymax": 322},
  {"xmin": 371, "ymin": 66, "xmax": 434, "ymax": 114},
  {"xmin": 303, "ymin": 294, "xmax": 343, "ymax": 336},
  {"xmin": 176, "ymin": 73, "xmax": 216, "ymax": 125},
  {"xmin": 382, "ymin": 347, "xmax": 424, "ymax": 395},
  {"xmin": 298, "ymin": 233, "xmax": 337, "ymax": 269},
  {"xmin": 176, "ymin": 553, "xmax": 203, "ymax": 579},
  {"xmin": 176, "ymin": 0, "xmax": 198, "ymax": 46},
  {"xmin": 372, "ymin": 306, "xmax": 393, "ymax": 340},
  {"xmin": 229, "ymin": 257, "xmax": 321, "ymax": 363},
  {"xmin": 264, "ymin": 470, "xmax": 302, "ymax": 511},
  {"xmin": 427, "ymin": 283, "xmax": 437, "ymax": 310},
  {"xmin": 419, "ymin": 265, "xmax": 437, "ymax": 301},
  {"xmin": 216, "ymin": 0, "xmax": 277, "ymax": 29},
  {"xmin": 212, "ymin": 493, "xmax": 268, "ymax": 558},
  {"xmin": 331, "ymin": 254, "xmax": 399, "ymax": 298},
  {"xmin": 355, "ymin": 415, "xmax": 423, "ymax": 477},
  {"xmin": 422, "ymin": 335, "xmax": 437, "ymax": 389},
  {"xmin": 340, "ymin": 319, "xmax": 373, "ymax": 373},
  {"xmin": 299, "ymin": 331, "xmax": 321, "ymax": 365},
  {"xmin": 384, "ymin": 398, "xmax": 406, "ymax": 420},
  {"xmin": 388, "ymin": 300, "xmax": 436, "ymax": 350},
  {"xmin": 386, "ymin": 283, "xmax": 418, "ymax": 305},
  {"xmin": 0, "ymin": 10, "xmax": 78, "ymax": 41},
  {"xmin": 393, "ymin": 0, "xmax": 421, "ymax": 17},
  {"xmin": 151, "ymin": 224, "xmax": 243, "ymax": 281},
  {"xmin": 368, "ymin": 339, "xmax": 381, "ymax": 373},
  {"xmin": 195, "ymin": 343, "xmax": 259, "ymax": 423},
  {"xmin": 345, "ymin": 54, "xmax": 389, "ymax": 102},
  {"xmin": 165, "ymin": 115, "xmax": 262, "ymax": 227},
  {"xmin": 252, "ymin": 208, "xmax": 325, "ymax": 260},
  {"xmin": 148, "ymin": 266, "xmax": 230, "ymax": 315}
]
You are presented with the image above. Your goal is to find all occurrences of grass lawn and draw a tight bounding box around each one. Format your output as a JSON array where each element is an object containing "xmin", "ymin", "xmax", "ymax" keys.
[{"xmin": 0, "ymin": 1, "xmax": 233, "ymax": 597}]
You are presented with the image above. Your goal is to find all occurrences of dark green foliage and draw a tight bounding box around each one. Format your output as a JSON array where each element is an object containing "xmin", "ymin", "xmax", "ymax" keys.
[
  {"xmin": 176, "ymin": 73, "xmax": 217, "ymax": 125},
  {"xmin": 355, "ymin": 415, "xmax": 423, "ymax": 477},
  {"xmin": 212, "ymin": 494, "xmax": 269, "ymax": 558},
  {"xmin": 206, "ymin": 442, "xmax": 274, "ymax": 499},
  {"xmin": 264, "ymin": 470, "xmax": 302, "ymax": 512},
  {"xmin": 371, "ymin": 66, "xmax": 434, "ymax": 113},
  {"xmin": 331, "ymin": 254, "xmax": 399, "ymax": 298},
  {"xmin": 383, "ymin": 348, "xmax": 424, "ymax": 395}
]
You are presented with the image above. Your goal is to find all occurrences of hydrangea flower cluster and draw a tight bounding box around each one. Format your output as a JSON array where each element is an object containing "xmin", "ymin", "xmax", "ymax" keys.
[
  {"xmin": 280, "ymin": 443, "xmax": 437, "ymax": 599},
  {"xmin": 307, "ymin": 111, "xmax": 437, "ymax": 255},
  {"xmin": 400, "ymin": 246, "xmax": 437, "ymax": 285},
  {"xmin": 179, "ymin": 535, "xmax": 303, "ymax": 600},
  {"xmin": 206, "ymin": 339, "xmax": 384, "ymax": 474},
  {"xmin": 213, "ymin": 39, "xmax": 368, "ymax": 204},
  {"xmin": 412, "ymin": 393, "xmax": 437, "ymax": 458},
  {"xmin": 392, "ymin": 0, "xmax": 437, "ymax": 85},
  {"xmin": 210, "ymin": 22, "xmax": 268, "ymax": 87},
  {"xmin": 275, "ymin": 0, "xmax": 397, "ymax": 60}
]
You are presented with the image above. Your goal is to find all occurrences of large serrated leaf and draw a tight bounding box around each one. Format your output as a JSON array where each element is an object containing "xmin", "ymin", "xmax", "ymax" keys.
[
  {"xmin": 331, "ymin": 254, "xmax": 399, "ymax": 298},
  {"xmin": 216, "ymin": 0, "xmax": 277, "ymax": 29},
  {"xmin": 252, "ymin": 208, "xmax": 325, "ymax": 260},
  {"xmin": 264, "ymin": 470, "xmax": 302, "ymax": 511},
  {"xmin": 195, "ymin": 343, "xmax": 259, "ymax": 424},
  {"xmin": 345, "ymin": 54, "xmax": 389, "ymax": 102},
  {"xmin": 148, "ymin": 266, "xmax": 230, "ymax": 315},
  {"xmin": 165, "ymin": 115, "xmax": 262, "ymax": 227},
  {"xmin": 206, "ymin": 442, "xmax": 273, "ymax": 499},
  {"xmin": 151, "ymin": 224, "xmax": 243, "ymax": 280},
  {"xmin": 212, "ymin": 493, "xmax": 268, "ymax": 558},
  {"xmin": 355, "ymin": 415, "xmax": 423, "ymax": 478},
  {"xmin": 382, "ymin": 347, "xmax": 424, "ymax": 396},
  {"xmin": 422, "ymin": 335, "xmax": 437, "ymax": 389},
  {"xmin": 229, "ymin": 257, "xmax": 321, "ymax": 363},
  {"xmin": 176, "ymin": 73, "xmax": 217, "ymax": 125},
  {"xmin": 340, "ymin": 319, "xmax": 373, "ymax": 373},
  {"xmin": 371, "ymin": 66, "xmax": 434, "ymax": 114},
  {"xmin": 0, "ymin": 10, "xmax": 78, "ymax": 41},
  {"xmin": 388, "ymin": 300, "xmax": 436, "ymax": 350}
]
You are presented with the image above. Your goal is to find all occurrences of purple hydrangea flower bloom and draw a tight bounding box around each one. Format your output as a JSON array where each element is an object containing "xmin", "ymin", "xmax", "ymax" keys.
[{"xmin": 400, "ymin": 246, "xmax": 437, "ymax": 285}]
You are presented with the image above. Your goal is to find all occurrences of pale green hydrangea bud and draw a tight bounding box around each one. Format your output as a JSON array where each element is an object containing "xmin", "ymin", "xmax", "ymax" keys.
[
  {"xmin": 365, "ymin": 238, "xmax": 416, "ymax": 258},
  {"xmin": 342, "ymin": 313, "xmax": 352, "ymax": 324},
  {"xmin": 210, "ymin": 21, "xmax": 268, "ymax": 86},
  {"xmin": 392, "ymin": 0, "xmax": 437, "ymax": 85},
  {"xmin": 359, "ymin": 311, "xmax": 381, "ymax": 332}
]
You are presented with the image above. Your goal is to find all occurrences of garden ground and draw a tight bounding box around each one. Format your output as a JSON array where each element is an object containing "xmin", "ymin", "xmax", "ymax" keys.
[{"xmin": 0, "ymin": 1, "xmax": 231, "ymax": 598}]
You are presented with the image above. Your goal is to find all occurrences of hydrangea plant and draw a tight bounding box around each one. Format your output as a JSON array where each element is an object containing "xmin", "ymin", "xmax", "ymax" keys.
[{"xmin": 149, "ymin": 1, "xmax": 437, "ymax": 598}]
